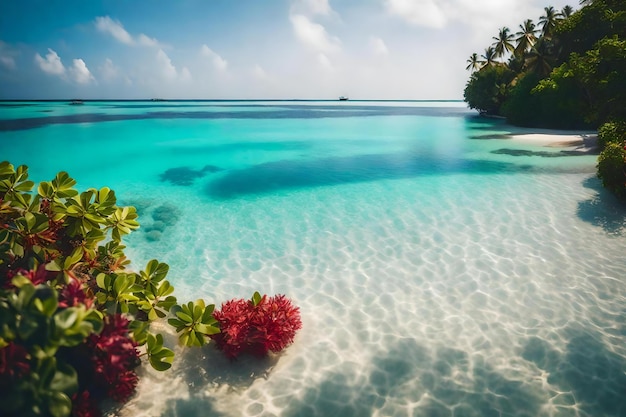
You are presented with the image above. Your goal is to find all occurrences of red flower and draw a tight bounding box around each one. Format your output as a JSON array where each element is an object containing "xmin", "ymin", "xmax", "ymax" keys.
[
  {"xmin": 87, "ymin": 314, "xmax": 140, "ymax": 403},
  {"xmin": 211, "ymin": 294, "xmax": 302, "ymax": 359},
  {"xmin": 11, "ymin": 264, "xmax": 54, "ymax": 286},
  {"xmin": 71, "ymin": 391, "xmax": 101, "ymax": 417},
  {"xmin": 107, "ymin": 371, "xmax": 139, "ymax": 403},
  {"xmin": 59, "ymin": 277, "xmax": 90, "ymax": 309},
  {"xmin": 0, "ymin": 342, "xmax": 30, "ymax": 382}
]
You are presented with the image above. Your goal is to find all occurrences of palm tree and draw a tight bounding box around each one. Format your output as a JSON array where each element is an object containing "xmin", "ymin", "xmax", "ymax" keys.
[
  {"xmin": 466, "ymin": 53, "xmax": 481, "ymax": 72},
  {"xmin": 507, "ymin": 55, "xmax": 525, "ymax": 74},
  {"xmin": 481, "ymin": 47, "xmax": 498, "ymax": 67},
  {"xmin": 539, "ymin": 6, "xmax": 561, "ymax": 38},
  {"xmin": 492, "ymin": 27, "xmax": 515, "ymax": 60},
  {"xmin": 562, "ymin": 5, "xmax": 574, "ymax": 18},
  {"xmin": 514, "ymin": 19, "xmax": 538, "ymax": 57},
  {"xmin": 525, "ymin": 38, "xmax": 555, "ymax": 77}
]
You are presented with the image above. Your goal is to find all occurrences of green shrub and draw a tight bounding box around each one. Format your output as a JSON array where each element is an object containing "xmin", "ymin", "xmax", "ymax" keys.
[
  {"xmin": 598, "ymin": 121, "xmax": 626, "ymax": 149},
  {"xmin": 597, "ymin": 142, "xmax": 626, "ymax": 196}
]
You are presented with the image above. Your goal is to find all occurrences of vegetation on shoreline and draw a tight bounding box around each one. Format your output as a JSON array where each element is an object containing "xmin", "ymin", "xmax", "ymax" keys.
[
  {"xmin": 464, "ymin": 0, "xmax": 626, "ymax": 196},
  {"xmin": 0, "ymin": 162, "xmax": 301, "ymax": 417}
]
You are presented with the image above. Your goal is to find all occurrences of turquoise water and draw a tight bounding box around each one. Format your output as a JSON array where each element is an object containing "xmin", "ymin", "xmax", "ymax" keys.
[{"xmin": 1, "ymin": 101, "xmax": 625, "ymax": 417}]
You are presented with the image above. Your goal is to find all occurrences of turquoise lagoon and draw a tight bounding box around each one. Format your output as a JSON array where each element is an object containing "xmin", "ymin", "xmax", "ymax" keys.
[{"xmin": 1, "ymin": 101, "xmax": 625, "ymax": 417}]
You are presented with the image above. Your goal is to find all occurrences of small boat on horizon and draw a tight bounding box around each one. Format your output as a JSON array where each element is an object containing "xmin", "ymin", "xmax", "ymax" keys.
[
  {"xmin": 339, "ymin": 96, "xmax": 349, "ymax": 101},
  {"xmin": 69, "ymin": 99, "xmax": 84, "ymax": 105}
]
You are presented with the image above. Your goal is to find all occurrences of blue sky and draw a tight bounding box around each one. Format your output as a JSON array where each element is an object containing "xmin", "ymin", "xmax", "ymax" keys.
[{"xmin": 0, "ymin": 0, "xmax": 576, "ymax": 100}]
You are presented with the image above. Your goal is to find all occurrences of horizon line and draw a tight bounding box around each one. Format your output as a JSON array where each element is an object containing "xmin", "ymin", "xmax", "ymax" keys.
[{"xmin": 0, "ymin": 98, "xmax": 465, "ymax": 102}]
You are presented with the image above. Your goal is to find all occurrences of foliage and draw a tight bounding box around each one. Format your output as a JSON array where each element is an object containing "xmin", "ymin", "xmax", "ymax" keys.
[
  {"xmin": 0, "ymin": 161, "xmax": 303, "ymax": 415},
  {"xmin": 463, "ymin": 65, "xmax": 516, "ymax": 115},
  {"xmin": 463, "ymin": 0, "xmax": 626, "ymax": 196},
  {"xmin": 597, "ymin": 142, "xmax": 626, "ymax": 196},
  {"xmin": 598, "ymin": 121, "xmax": 626, "ymax": 149},
  {"xmin": 211, "ymin": 292, "xmax": 302, "ymax": 360},
  {"xmin": 168, "ymin": 299, "xmax": 220, "ymax": 348}
]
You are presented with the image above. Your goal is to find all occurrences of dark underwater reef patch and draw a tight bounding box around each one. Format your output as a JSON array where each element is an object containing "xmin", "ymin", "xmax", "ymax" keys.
[
  {"xmin": 204, "ymin": 152, "xmax": 542, "ymax": 199},
  {"xmin": 159, "ymin": 165, "xmax": 223, "ymax": 186}
]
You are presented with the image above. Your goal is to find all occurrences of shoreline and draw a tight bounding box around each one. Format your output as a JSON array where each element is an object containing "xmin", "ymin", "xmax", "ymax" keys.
[{"xmin": 504, "ymin": 128, "xmax": 598, "ymax": 152}]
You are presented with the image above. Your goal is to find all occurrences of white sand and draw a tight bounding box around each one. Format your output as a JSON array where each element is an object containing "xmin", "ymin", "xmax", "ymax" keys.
[{"xmin": 506, "ymin": 128, "xmax": 598, "ymax": 152}]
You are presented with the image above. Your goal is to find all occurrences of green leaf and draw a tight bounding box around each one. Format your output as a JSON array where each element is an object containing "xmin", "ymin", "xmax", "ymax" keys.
[
  {"xmin": 252, "ymin": 291, "xmax": 262, "ymax": 306},
  {"xmin": 49, "ymin": 361, "xmax": 78, "ymax": 395},
  {"xmin": 47, "ymin": 391, "xmax": 72, "ymax": 417},
  {"xmin": 176, "ymin": 311, "xmax": 193, "ymax": 323},
  {"xmin": 54, "ymin": 308, "xmax": 78, "ymax": 331},
  {"xmin": 149, "ymin": 348, "xmax": 175, "ymax": 371},
  {"xmin": 96, "ymin": 273, "xmax": 108, "ymax": 290}
]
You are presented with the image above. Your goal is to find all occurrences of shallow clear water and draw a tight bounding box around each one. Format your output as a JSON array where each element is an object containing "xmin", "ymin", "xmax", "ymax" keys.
[{"xmin": 1, "ymin": 101, "xmax": 625, "ymax": 417}]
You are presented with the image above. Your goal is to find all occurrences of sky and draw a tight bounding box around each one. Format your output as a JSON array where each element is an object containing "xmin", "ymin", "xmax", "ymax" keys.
[{"xmin": 0, "ymin": 0, "xmax": 577, "ymax": 100}]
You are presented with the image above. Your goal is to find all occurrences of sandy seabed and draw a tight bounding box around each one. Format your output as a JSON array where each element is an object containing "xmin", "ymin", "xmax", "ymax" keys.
[{"xmin": 111, "ymin": 128, "xmax": 626, "ymax": 417}]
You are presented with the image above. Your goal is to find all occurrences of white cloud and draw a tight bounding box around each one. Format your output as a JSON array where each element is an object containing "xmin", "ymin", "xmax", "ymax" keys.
[
  {"xmin": 180, "ymin": 66, "xmax": 192, "ymax": 82},
  {"xmin": 317, "ymin": 53, "xmax": 334, "ymax": 71},
  {"xmin": 290, "ymin": 14, "xmax": 341, "ymax": 53},
  {"xmin": 95, "ymin": 16, "xmax": 133, "ymax": 44},
  {"xmin": 95, "ymin": 16, "xmax": 162, "ymax": 47},
  {"xmin": 156, "ymin": 49, "xmax": 177, "ymax": 79},
  {"xmin": 100, "ymin": 58, "xmax": 118, "ymax": 81},
  {"xmin": 156, "ymin": 49, "xmax": 191, "ymax": 81},
  {"xmin": 137, "ymin": 33, "xmax": 160, "ymax": 47},
  {"xmin": 291, "ymin": 0, "xmax": 334, "ymax": 16},
  {"xmin": 34, "ymin": 48, "xmax": 65, "ymax": 75},
  {"xmin": 69, "ymin": 59, "xmax": 95, "ymax": 84},
  {"xmin": 385, "ymin": 0, "xmax": 447, "ymax": 28},
  {"xmin": 200, "ymin": 45, "xmax": 228, "ymax": 71},
  {"xmin": 370, "ymin": 36, "xmax": 389, "ymax": 55}
]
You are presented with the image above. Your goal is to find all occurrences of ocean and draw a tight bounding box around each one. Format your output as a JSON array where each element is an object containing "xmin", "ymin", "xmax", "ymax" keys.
[{"xmin": 1, "ymin": 100, "xmax": 625, "ymax": 417}]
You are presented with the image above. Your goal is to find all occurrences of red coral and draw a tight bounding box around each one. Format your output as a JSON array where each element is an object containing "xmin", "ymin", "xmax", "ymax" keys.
[{"xmin": 211, "ymin": 294, "xmax": 302, "ymax": 359}]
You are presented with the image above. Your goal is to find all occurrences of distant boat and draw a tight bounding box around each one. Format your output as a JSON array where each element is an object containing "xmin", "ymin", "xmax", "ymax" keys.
[
  {"xmin": 69, "ymin": 99, "xmax": 84, "ymax": 105},
  {"xmin": 339, "ymin": 96, "xmax": 349, "ymax": 101},
  {"xmin": 151, "ymin": 98, "xmax": 165, "ymax": 102}
]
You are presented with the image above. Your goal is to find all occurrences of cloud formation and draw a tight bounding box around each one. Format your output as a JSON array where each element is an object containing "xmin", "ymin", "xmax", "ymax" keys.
[
  {"xmin": 200, "ymin": 45, "xmax": 228, "ymax": 71},
  {"xmin": 385, "ymin": 0, "xmax": 447, "ymax": 28},
  {"xmin": 69, "ymin": 59, "xmax": 95, "ymax": 84},
  {"xmin": 35, "ymin": 48, "xmax": 65, "ymax": 75},
  {"xmin": 290, "ymin": 14, "xmax": 341, "ymax": 53},
  {"xmin": 95, "ymin": 16, "xmax": 161, "ymax": 47},
  {"xmin": 370, "ymin": 36, "xmax": 389, "ymax": 55},
  {"xmin": 156, "ymin": 49, "xmax": 191, "ymax": 81},
  {"xmin": 291, "ymin": 0, "xmax": 334, "ymax": 16}
]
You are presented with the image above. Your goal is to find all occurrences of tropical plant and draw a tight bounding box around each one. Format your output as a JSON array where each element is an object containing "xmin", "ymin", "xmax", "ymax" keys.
[
  {"xmin": 0, "ymin": 162, "xmax": 301, "ymax": 416},
  {"xmin": 514, "ymin": 19, "xmax": 539, "ymax": 56},
  {"xmin": 598, "ymin": 121, "xmax": 626, "ymax": 149},
  {"xmin": 466, "ymin": 53, "xmax": 481, "ymax": 72},
  {"xmin": 525, "ymin": 38, "xmax": 556, "ymax": 78},
  {"xmin": 480, "ymin": 46, "xmax": 498, "ymax": 67},
  {"xmin": 539, "ymin": 6, "xmax": 563, "ymax": 38},
  {"xmin": 562, "ymin": 5, "xmax": 575, "ymax": 18},
  {"xmin": 597, "ymin": 142, "xmax": 626, "ymax": 195},
  {"xmin": 463, "ymin": 64, "xmax": 516, "ymax": 115},
  {"xmin": 492, "ymin": 27, "xmax": 515, "ymax": 59}
]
